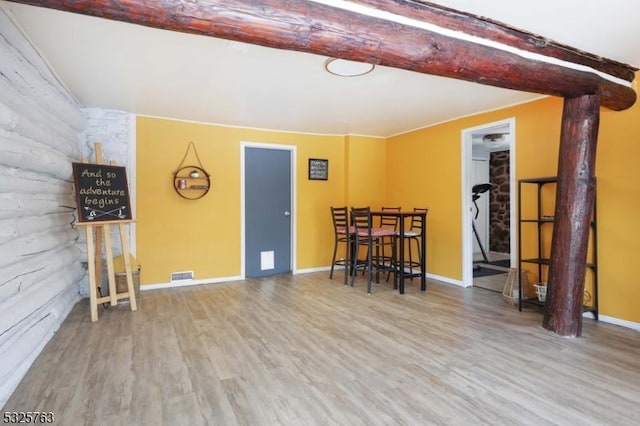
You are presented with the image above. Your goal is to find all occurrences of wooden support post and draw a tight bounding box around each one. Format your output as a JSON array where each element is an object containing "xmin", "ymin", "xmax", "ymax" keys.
[{"xmin": 543, "ymin": 95, "xmax": 600, "ymax": 337}]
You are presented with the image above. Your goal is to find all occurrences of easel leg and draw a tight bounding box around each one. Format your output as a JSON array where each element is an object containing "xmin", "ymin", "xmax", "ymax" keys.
[
  {"xmin": 85, "ymin": 226, "xmax": 99, "ymax": 322},
  {"xmin": 103, "ymin": 224, "xmax": 118, "ymax": 306},
  {"xmin": 119, "ymin": 223, "xmax": 137, "ymax": 311},
  {"xmin": 95, "ymin": 226, "xmax": 103, "ymax": 295}
]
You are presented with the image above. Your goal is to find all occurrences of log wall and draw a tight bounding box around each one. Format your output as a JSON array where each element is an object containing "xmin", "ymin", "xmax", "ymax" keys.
[{"xmin": 0, "ymin": 9, "xmax": 86, "ymax": 408}]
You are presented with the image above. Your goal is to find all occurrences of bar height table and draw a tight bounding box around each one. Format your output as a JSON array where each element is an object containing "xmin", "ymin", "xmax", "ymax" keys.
[{"xmin": 371, "ymin": 210, "xmax": 427, "ymax": 294}]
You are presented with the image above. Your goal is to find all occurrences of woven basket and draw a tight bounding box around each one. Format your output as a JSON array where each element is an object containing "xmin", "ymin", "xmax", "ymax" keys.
[{"xmin": 534, "ymin": 283, "xmax": 547, "ymax": 302}]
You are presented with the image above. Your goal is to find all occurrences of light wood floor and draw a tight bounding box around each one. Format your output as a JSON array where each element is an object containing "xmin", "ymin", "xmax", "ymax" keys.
[
  {"xmin": 6, "ymin": 273, "xmax": 640, "ymax": 425},
  {"xmin": 473, "ymin": 251, "xmax": 510, "ymax": 292},
  {"xmin": 473, "ymin": 271, "xmax": 509, "ymax": 293}
]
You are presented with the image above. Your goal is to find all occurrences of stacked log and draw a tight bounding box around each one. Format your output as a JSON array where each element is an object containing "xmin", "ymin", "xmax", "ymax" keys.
[{"xmin": 0, "ymin": 10, "xmax": 86, "ymax": 408}]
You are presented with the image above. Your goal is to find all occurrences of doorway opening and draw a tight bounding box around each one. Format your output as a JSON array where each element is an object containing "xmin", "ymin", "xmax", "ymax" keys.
[{"xmin": 461, "ymin": 118, "xmax": 516, "ymax": 290}]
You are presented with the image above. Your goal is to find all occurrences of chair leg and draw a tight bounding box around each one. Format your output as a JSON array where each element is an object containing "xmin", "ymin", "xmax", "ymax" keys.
[
  {"xmin": 374, "ymin": 238, "xmax": 381, "ymax": 284},
  {"xmin": 350, "ymin": 239, "xmax": 359, "ymax": 287},
  {"xmin": 329, "ymin": 239, "xmax": 338, "ymax": 279},
  {"xmin": 408, "ymin": 236, "xmax": 423, "ymax": 281},
  {"xmin": 344, "ymin": 236, "xmax": 352, "ymax": 286},
  {"xmin": 366, "ymin": 239, "xmax": 373, "ymax": 294},
  {"xmin": 361, "ymin": 246, "xmax": 369, "ymax": 276},
  {"xmin": 409, "ymin": 237, "xmax": 418, "ymax": 280},
  {"xmin": 416, "ymin": 237, "xmax": 423, "ymax": 276},
  {"xmin": 388, "ymin": 236, "xmax": 398, "ymax": 289},
  {"xmin": 383, "ymin": 236, "xmax": 393, "ymax": 283}
]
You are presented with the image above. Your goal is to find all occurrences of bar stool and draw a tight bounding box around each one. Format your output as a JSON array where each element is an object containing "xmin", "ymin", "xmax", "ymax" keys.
[
  {"xmin": 350, "ymin": 207, "xmax": 396, "ymax": 293},
  {"xmin": 329, "ymin": 206, "xmax": 352, "ymax": 285},
  {"xmin": 379, "ymin": 206, "xmax": 400, "ymax": 282},
  {"xmin": 403, "ymin": 208, "xmax": 429, "ymax": 279}
]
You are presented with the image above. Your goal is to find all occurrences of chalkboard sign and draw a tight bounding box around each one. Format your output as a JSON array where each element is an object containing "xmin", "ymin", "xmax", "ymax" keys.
[
  {"xmin": 308, "ymin": 158, "xmax": 328, "ymax": 180},
  {"xmin": 72, "ymin": 163, "xmax": 132, "ymax": 222}
]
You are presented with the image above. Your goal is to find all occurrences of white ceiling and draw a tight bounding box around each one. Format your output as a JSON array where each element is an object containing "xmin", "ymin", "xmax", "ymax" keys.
[{"xmin": 2, "ymin": 0, "xmax": 639, "ymax": 138}]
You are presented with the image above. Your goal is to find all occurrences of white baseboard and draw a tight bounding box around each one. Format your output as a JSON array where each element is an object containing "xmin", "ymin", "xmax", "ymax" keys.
[
  {"xmin": 298, "ymin": 266, "xmax": 465, "ymax": 289},
  {"xmin": 427, "ymin": 273, "xmax": 465, "ymax": 287},
  {"xmin": 597, "ymin": 314, "xmax": 640, "ymax": 331},
  {"xmin": 139, "ymin": 267, "xmax": 332, "ymax": 290},
  {"xmin": 141, "ymin": 275, "xmax": 244, "ymax": 291},
  {"xmin": 295, "ymin": 266, "xmax": 332, "ymax": 274},
  {"xmin": 297, "ymin": 266, "xmax": 466, "ymax": 288}
]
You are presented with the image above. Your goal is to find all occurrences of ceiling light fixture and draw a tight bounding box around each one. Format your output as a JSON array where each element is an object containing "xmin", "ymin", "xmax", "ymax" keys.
[
  {"xmin": 324, "ymin": 58, "xmax": 375, "ymax": 77},
  {"xmin": 482, "ymin": 133, "xmax": 507, "ymax": 148}
]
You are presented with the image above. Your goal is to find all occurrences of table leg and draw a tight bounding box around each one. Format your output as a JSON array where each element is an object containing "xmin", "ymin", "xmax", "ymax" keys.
[
  {"xmin": 421, "ymin": 215, "xmax": 427, "ymax": 291},
  {"xmin": 399, "ymin": 217, "xmax": 405, "ymax": 294}
]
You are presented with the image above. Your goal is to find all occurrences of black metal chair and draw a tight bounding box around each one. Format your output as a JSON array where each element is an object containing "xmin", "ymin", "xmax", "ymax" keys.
[
  {"xmin": 402, "ymin": 207, "xmax": 429, "ymax": 279},
  {"xmin": 379, "ymin": 206, "xmax": 400, "ymax": 281},
  {"xmin": 329, "ymin": 206, "xmax": 352, "ymax": 285},
  {"xmin": 350, "ymin": 207, "xmax": 396, "ymax": 293}
]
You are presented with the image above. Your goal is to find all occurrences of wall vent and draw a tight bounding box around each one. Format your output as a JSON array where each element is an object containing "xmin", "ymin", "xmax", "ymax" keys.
[{"xmin": 171, "ymin": 271, "xmax": 194, "ymax": 282}]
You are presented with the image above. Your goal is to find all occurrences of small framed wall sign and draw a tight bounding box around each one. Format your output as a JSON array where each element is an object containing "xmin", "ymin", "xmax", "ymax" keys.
[{"xmin": 308, "ymin": 158, "xmax": 328, "ymax": 180}]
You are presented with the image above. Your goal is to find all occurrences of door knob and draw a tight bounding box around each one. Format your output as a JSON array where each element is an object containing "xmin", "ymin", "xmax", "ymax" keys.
[{"xmin": 284, "ymin": 211, "xmax": 291, "ymax": 216}]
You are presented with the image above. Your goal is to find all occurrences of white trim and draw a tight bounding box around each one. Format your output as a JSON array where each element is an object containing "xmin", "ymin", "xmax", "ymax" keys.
[
  {"xmin": 427, "ymin": 273, "xmax": 464, "ymax": 288},
  {"xmin": 461, "ymin": 118, "xmax": 516, "ymax": 289},
  {"xmin": 141, "ymin": 275, "xmax": 244, "ymax": 291},
  {"xmin": 388, "ymin": 96, "xmax": 545, "ymax": 139},
  {"xmin": 314, "ymin": 268, "xmax": 464, "ymax": 287},
  {"xmin": 598, "ymin": 315, "xmax": 640, "ymax": 331},
  {"xmin": 295, "ymin": 266, "xmax": 332, "ymax": 274},
  {"xmin": 240, "ymin": 142, "xmax": 297, "ymax": 279},
  {"xmin": 136, "ymin": 113, "xmax": 385, "ymax": 139},
  {"xmin": 311, "ymin": 1, "xmax": 630, "ymax": 87}
]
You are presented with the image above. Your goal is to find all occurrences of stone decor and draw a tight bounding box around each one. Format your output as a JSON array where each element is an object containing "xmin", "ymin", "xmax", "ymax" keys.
[{"xmin": 489, "ymin": 150, "xmax": 510, "ymax": 253}]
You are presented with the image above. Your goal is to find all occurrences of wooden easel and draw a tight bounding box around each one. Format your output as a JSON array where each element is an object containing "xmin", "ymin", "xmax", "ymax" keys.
[{"xmin": 76, "ymin": 143, "xmax": 137, "ymax": 322}]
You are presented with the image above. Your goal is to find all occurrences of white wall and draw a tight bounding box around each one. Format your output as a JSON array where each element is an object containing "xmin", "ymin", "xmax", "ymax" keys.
[{"xmin": 0, "ymin": 10, "xmax": 86, "ymax": 408}]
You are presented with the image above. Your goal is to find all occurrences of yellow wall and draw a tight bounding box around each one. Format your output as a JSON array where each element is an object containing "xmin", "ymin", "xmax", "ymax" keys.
[
  {"xmin": 596, "ymin": 100, "xmax": 640, "ymax": 321},
  {"xmin": 137, "ymin": 85, "xmax": 640, "ymax": 323},
  {"xmin": 345, "ymin": 135, "xmax": 387, "ymax": 208},
  {"xmin": 385, "ymin": 98, "xmax": 565, "ymax": 280},
  {"xmin": 386, "ymin": 94, "xmax": 640, "ymax": 323},
  {"xmin": 137, "ymin": 117, "xmax": 350, "ymax": 284},
  {"xmin": 385, "ymin": 121, "xmax": 464, "ymax": 279}
]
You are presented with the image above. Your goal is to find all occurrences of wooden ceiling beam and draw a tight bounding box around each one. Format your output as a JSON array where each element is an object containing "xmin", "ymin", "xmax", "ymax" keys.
[
  {"xmin": 5, "ymin": 0, "xmax": 637, "ymax": 110},
  {"xmin": 354, "ymin": 0, "xmax": 636, "ymax": 82}
]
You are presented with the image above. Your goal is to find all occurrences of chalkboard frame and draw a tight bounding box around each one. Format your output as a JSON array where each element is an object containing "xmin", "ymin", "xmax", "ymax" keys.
[
  {"xmin": 308, "ymin": 158, "xmax": 329, "ymax": 181},
  {"xmin": 72, "ymin": 162, "xmax": 133, "ymax": 223}
]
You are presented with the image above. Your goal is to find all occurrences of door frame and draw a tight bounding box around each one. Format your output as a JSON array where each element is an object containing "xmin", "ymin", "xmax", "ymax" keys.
[
  {"xmin": 240, "ymin": 142, "xmax": 297, "ymax": 278},
  {"xmin": 461, "ymin": 117, "xmax": 516, "ymax": 288}
]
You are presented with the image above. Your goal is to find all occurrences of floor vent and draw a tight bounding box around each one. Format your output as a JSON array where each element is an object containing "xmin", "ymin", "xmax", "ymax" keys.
[{"xmin": 171, "ymin": 271, "xmax": 194, "ymax": 282}]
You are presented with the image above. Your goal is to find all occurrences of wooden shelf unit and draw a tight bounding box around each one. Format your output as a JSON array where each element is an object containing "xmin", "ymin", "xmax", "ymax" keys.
[
  {"xmin": 517, "ymin": 177, "xmax": 598, "ymax": 319},
  {"xmin": 173, "ymin": 165, "xmax": 210, "ymax": 199}
]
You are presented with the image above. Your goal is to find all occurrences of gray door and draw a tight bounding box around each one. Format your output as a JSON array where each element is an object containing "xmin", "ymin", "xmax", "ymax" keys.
[{"xmin": 245, "ymin": 147, "xmax": 292, "ymax": 277}]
